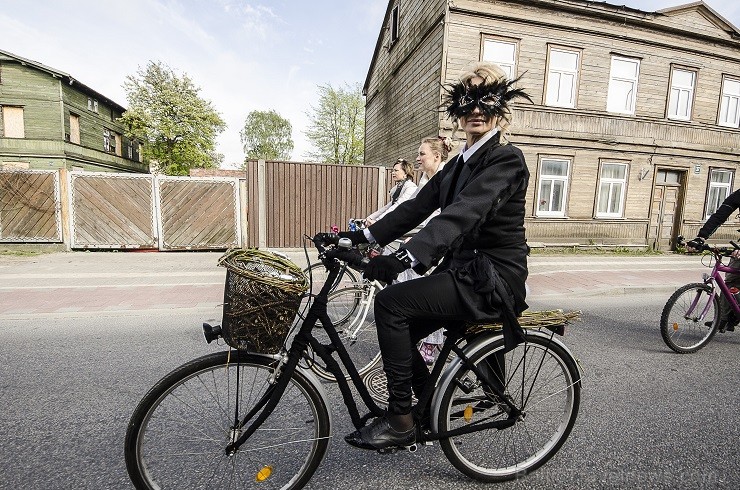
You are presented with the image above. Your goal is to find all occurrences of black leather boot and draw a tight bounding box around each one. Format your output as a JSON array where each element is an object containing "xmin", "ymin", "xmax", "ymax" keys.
[{"xmin": 344, "ymin": 416, "xmax": 416, "ymax": 450}]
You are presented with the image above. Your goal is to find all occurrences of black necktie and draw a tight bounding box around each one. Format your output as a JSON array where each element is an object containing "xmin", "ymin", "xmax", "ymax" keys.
[{"xmin": 446, "ymin": 154, "xmax": 465, "ymax": 206}]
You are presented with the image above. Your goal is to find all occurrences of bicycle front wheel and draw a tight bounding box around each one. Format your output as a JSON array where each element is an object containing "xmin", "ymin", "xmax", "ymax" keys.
[
  {"xmin": 125, "ymin": 351, "xmax": 331, "ymax": 490},
  {"xmin": 437, "ymin": 333, "xmax": 581, "ymax": 482},
  {"xmin": 660, "ymin": 283, "xmax": 718, "ymax": 354}
]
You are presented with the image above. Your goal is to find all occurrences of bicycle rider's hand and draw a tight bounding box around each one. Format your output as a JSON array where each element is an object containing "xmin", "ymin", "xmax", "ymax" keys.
[
  {"xmin": 337, "ymin": 230, "xmax": 368, "ymax": 245},
  {"xmin": 364, "ymin": 250, "xmax": 410, "ymax": 283},
  {"xmin": 731, "ymin": 249, "xmax": 740, "ymax": 259},
  {"xmin": 314, "ymin": 232, "xmax": 339, "ymax": 246},
  {"xmin": 686, "ymin": 236, "xmax": 705, "ymax": 253}
]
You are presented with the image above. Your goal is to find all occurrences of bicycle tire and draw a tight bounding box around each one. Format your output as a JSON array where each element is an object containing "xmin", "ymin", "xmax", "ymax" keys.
[
  {"xmin": 298, "ymin": 263, "xmax": 362, "ymax": 324},
  {"xmin": 125, "ymin": 351, "xmax": 331, "ymax": 490},
  {"xmin": 303, "ymin": 262, "xmax": 360, "ymax": 296},
  {"xmin": 660, "ymin": 283, "xmax": 718, "ymax": 354},
  {"xmin": 436, "ymin": 333, "xmax": 581, "ymax": 482},
  {"xmin": 309, "ymin": 286, "xmax": 381, "ymax": 381}
]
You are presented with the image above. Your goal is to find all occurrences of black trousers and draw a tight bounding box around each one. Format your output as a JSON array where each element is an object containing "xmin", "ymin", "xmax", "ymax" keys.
[{"xmin": 374, "ymin": 270, "xmax": 488, "ymax": 415}]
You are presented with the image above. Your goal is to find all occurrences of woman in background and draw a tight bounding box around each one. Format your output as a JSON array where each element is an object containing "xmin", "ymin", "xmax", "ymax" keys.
[{"xmin": 365, "ymin": 158, "xmax": 417, "ymax": 226}]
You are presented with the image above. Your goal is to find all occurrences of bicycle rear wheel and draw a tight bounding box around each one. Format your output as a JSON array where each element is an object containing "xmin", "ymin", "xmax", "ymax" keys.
[
  {"xmin": 125, "ymin": 351, "xmax": 330, "ymax": 490},
  {"xmin": 437, "ymin": 333, "xmax": 581, "ymax": 482},
  {"xmin": 309, "ymin": 286, "xmax": 381, "ymax": 381},
  {"xmin": 660, "ymin": 283, "xmax": 718, "ymax": 354}
]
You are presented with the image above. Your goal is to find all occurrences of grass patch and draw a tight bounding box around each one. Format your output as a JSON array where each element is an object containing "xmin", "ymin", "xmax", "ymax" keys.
[
  {"xmin": 0, "ymin": 248, "xmax": 52, "ymax": 257},
  {"xmin": 530, "ymin": 246, "xmax": 665, "ymax": 256}
]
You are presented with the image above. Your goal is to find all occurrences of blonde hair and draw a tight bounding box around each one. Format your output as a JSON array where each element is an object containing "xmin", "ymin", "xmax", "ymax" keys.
[
  {"xmin": 420, "ymin": 136, "xmax": 452, "ymax": 162},
  {"xmin": 451, "ymin": 61, "xmax": 513, "ymax": 144}
]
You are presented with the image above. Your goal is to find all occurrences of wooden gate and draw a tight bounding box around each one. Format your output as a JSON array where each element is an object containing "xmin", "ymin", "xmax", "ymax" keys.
[
  {"xmin": 0, "ymin": 170, "xmax": 62, "ymax": 242},
  {"xmin": 157, "ymin": 176, "xmax": 240, "ymax": 250},
  {"xmin": 69, "ymin": 172, "xmax": 157, "ymax": 249}
]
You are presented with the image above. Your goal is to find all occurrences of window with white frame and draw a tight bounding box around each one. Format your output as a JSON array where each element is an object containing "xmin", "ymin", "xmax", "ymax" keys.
[
  {"xmin": 103, "ymin": 128, "xmax": 113, "ymax": 153},
  {"xmin": 596, "ymin": 163, "xmax": 628, "ymax": 217},
  {"xmin": 546, "ymin": 48, "xmax": 580, "ymax": 108},
  {"xmin": 718, "ymin": 77, "xmax": 740, "ymax": 128},
  {"xmin": 537, "ymin": 158, "xmax": 570, "ymax": 217},
  {"xmin": 705, "ymin": 169, "xmax": 733, "ymax": 218},
  {"xmin": 390, "ymin": 5, "xmax": 399, "ymax": 45},
  {"xmin": 606, "ymin": 56, "xmax": 640, "ymax": 114},
  {"xmin": 667, "ymin": 68, "xmax": 696, "ymax": 120},
  {"xmin": 482, "ymin": 39, "xmax": 517, "ymax": 79}
]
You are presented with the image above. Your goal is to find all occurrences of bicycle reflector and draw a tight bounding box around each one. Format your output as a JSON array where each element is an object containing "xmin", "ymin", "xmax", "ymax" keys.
[
  {"xmin": 464, "ymin": 405, "xmax": 473, "ymax": 422},
  {"xmin": 255, "ymin": 466, "xmax": 273, "ymax": 482}
]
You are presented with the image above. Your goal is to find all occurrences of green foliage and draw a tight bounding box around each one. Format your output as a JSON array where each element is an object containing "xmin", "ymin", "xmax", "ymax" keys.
[
  {"xmin": 239, "ymin": 110, "xmax": 294, "ymax": 163},
  {"xmin": 304, "ymin": 82, "xmax": 364, "ymax": 164},
  {"xmin": 119, "ymin": 61, "xmax": 226, "ymax": 175}
]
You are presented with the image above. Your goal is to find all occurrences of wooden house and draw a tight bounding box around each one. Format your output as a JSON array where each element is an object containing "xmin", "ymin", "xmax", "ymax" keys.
[
  {"xmin": 0, "ymin": 48, "xmax": 146, "ymax": 173},
  {"xmin": 364, "ymin": 0, "xmax": 740, "ymax": 249}
]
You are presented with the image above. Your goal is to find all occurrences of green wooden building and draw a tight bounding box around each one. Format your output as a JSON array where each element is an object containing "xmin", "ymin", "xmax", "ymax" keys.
[{"xmin": 0, "ymin": 48, "xmax": 146, "ymax": 173}]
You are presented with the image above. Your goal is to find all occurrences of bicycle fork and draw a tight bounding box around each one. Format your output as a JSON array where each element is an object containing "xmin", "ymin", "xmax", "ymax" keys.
[{"xmin": 685, "ymin": 279, "xmax": 716, "ymax": 322}]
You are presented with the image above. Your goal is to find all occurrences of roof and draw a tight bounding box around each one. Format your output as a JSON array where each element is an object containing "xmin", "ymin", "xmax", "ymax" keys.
[
  {"xmin": 0, "ymin": 48, "xmax": 127, "ymax": 113},
  {"xmin": 364, "ymin": 1, "xmax": 740, "ymax": 94}
]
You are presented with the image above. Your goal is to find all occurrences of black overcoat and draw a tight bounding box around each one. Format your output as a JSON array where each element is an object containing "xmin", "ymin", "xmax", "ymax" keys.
[{"xmin": 368, "ymin": 133, "xmax": 529, "ymax": 348}]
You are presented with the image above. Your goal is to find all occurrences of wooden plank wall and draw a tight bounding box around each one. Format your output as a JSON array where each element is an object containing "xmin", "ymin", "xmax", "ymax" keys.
[
  {"xmin": 70, "ymin": 173, "xmax": 156, "ymax": 248},
  {"xmin": 158, "ymin": 178, "xmax": 239, "ymax": 250},
  {"xmin": 246, "ymin": 161, "xmax": 383, "ymax": 248},
  {"xmin": 0, "ymin": 170, "xmax": 61, "ymax": 242}
]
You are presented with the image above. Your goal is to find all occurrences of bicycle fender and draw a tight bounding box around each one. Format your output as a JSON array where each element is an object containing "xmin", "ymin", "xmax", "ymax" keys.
[{"xmin": 429, "ymin": 330, "xmax": 583, "ymax": 434}]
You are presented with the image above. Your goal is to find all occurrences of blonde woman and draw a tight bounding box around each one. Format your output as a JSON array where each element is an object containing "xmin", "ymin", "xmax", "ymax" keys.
[{"xmin": 397, "ymin": 136, "xmax": 453, "ymax": 364}]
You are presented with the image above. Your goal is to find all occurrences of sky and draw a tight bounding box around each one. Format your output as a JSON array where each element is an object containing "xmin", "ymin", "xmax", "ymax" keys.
[{"xmin": 2, "ymin": 0, "xmax": 739, "ymax": 168}]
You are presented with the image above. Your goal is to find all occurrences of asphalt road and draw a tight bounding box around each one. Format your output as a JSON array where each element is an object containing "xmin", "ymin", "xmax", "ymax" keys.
[{"xmin": 1, "ymin": 290, "xmax": 738, "ymax": 489}]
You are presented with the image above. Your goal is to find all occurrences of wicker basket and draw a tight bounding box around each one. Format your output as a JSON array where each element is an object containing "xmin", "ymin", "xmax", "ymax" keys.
[{"xmin": 218, "ymin": 249, "xmax": 308, "ymax": 351}]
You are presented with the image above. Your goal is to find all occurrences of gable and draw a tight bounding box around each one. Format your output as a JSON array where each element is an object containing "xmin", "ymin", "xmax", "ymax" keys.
[{"xmin": 656, "ymin": 3, "xmax": 740, "ymax": 40}]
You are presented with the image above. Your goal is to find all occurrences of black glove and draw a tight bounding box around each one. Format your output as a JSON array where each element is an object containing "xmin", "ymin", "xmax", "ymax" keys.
[
  {"xmin": 364, "ymin": 249, "xmax": 411, "ymax": 283},
  {"xmin": 313, "ymin": 232, "xmax": 339, "ymax": 246},
  {"xmin": 337, "ymin": 230, "xmax": 368, "ymax": 245},
  {"xmin": 686, "ymin": 236, "xmax": 705, "ymax": 252}
]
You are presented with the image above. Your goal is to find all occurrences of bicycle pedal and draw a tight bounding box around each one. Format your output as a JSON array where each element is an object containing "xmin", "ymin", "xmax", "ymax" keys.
[{"xmin": 376, "ymin": 443, "xmax": 418, "ymax": 454}]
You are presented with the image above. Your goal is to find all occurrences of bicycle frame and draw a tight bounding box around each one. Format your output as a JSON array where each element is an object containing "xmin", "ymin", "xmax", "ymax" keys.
[
  {"xmin": 695, "ymin": 255, "xmax": 740, "ymax": 319},
  {"xmin": 223, "ymin": 245, "xmax": 533, "ymax": 454}
]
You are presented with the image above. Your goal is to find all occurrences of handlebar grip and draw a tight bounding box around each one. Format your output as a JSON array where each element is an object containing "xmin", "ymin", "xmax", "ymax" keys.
[{"xmin": 325, "ymin": 249, "xmax": 369, "ymax": 269}]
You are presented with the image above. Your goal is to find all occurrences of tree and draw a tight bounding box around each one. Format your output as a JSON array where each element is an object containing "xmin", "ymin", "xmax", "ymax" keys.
[
  {"xmin": 304, "ymin": 82, "xmax": 364, "ymax": 164},
  {"xmin": 239, "ymin": 110, "xmax": 294, "ymax": 163},
  {"xmin": 119, "ymin": 61, "xmax": 226, "ymax": 176}
]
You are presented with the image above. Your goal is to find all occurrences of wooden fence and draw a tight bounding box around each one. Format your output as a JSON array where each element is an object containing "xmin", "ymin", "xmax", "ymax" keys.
[
  {"xmin": 0, "ymin": 170, "xmax": 61, "ymax": 242},
  {"xmin": 245, "ymin": 160, "xmax": 384, "ymax": 248},
  {"xmin": 1, "ymin": 162, "xmax": 388, "ymax": 250}
]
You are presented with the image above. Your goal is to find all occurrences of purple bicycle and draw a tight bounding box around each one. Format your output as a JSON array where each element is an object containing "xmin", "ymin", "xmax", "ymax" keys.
[{"xmin": 660, "ymin": 236, "xmax": 740, "ymax": 353}]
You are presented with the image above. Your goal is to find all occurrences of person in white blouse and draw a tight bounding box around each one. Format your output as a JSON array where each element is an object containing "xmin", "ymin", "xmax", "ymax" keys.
[
  {"xmin": 365, "ymin": 159, "xmax": 417, "ymax": 226},
  {"xmin": 396, "ymin": 136, "xmax": 453, "ymax": 364}
]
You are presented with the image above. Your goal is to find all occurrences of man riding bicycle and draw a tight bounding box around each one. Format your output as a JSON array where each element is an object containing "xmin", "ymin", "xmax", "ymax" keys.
[{"xmin": 686, "ymin": 188, "xmax": 740, "ymax": 332}]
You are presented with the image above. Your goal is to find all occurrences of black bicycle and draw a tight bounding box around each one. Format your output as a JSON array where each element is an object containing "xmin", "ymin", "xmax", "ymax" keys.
[{"xmin": 125, "ymin": 235, "xmax": 582, "ymax": 489}]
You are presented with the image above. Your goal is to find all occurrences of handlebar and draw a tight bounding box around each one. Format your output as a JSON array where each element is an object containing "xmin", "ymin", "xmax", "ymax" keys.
[
  {"xmin": 311, "ymin": 233, "xmax": 369, "ymax": 270},
  {"xmin": 677, "ymin": 235, "xmax": 740, "ymax": 257}
]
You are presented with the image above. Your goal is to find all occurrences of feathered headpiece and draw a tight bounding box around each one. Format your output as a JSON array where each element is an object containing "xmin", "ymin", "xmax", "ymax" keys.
[{"xmin": 441, "ymin": 76, "xmax": 532, "ymax": 119}]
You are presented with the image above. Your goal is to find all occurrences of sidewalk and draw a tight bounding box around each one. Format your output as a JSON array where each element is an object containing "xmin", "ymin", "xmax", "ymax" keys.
[{"xmin": 0, "ymin": 250, "xmax": 706, "ymax": 318}]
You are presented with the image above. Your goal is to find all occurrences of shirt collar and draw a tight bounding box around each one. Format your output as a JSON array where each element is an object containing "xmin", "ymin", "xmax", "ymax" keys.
[{"xmin": 461, "ymin": 128, "xmax": 499, "ymax": 162}]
